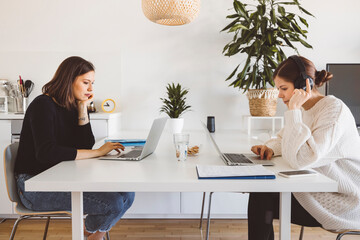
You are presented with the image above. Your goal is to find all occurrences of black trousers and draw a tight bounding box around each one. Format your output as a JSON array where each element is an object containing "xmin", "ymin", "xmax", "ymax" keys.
[{"xmin": 248, "ymin": 193, "xmax": 322, "ymax": 240}]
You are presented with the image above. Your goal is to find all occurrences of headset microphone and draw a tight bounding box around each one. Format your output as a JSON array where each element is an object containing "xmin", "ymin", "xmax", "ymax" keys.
[{"xmin": 288, "ymin": 55, "xmax": 314, "ymax": 91}]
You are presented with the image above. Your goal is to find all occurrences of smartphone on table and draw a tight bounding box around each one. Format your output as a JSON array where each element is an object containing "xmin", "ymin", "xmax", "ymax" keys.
[{"xmin": 278, "ymin": 170, "xmax": 317, "ymax": 178}]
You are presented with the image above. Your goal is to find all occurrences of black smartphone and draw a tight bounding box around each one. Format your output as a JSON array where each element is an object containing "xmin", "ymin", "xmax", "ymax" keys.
[{"xmin": 278, "ymin": 170, "xmax": 317, "ymax": 178}]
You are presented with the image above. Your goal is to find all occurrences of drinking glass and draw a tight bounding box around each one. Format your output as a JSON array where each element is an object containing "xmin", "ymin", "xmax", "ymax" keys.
[{"xmin": 173, "ymin": 133, "xmax": 190, "ymax": 161}]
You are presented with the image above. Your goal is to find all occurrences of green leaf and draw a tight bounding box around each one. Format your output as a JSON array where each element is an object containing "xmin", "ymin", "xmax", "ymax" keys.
[
  {"xmin": 266, "ymin": 32, "xmax": 273, "ymax": 45},
  {"xmin": 227, "ymin": 42, "xmax": 241, "ymax": 56},
  {"xmin": 222, "ymin": 44, "xmax": 229, "ymax": 54},
  {"xmin": 233, "ymin": 32, "xmax": 239, "ymax": 41},
  {"xmin": 234, "ymin": 0, "xmax": 249, "ymax": 21},
  {"xmin": 233, "ymin": 0, "xmax": 246, "ymax": 12},
  {"xmin": 242, "ymin": 28, "xmax": 257, "ymax": 43},
  {"xmin": 277, "ymin": 18, "xmax": 293, "ymax": 30},
  {"xmin": 239, "ymin": 57, "xmax": 251, "ymax": 80},
  {"xmin": 229, "ymin": 24, "xmax": 249, "ymax": 32},
  {"xmin": 299, "ymin": 38, "xmax": 313, "ymax": 48},
  {"xmin": 257, "ymin": 5, "xmax": 266, "ymax": 16},
  {"xmin": 221, "ymin": 17, "xmax": 240, "ymax": 32},
  {"xmin": 260, "ymin": 18, "xmax": 268, "ymax": 35},
  {"xmin": 281, "ymin": 34, "xmax": 295, "ymax": 48},
  {"xmin": 226, "ymin": 64, "xmax": 240, "ymax": 81},
  {"xmin": 226, "ymin": 14, "xmax": 239, "ymax": 19},
  {"xmin": 290, "ymin": 22, "xmax": 305, "ymax": 36},
  {"xmin": 279, "ymin": 47, "xmax": 287, "ymax": 59},
  {"xmin": 298, "ymin": 16, "xmax": 309, "ymax": 27},
  {"xmin": 233, "ymin": 77, "xmax": 243, "ymax": 87},
  {"xmin": 299, "ymin": 6, "xmax": 314, "ymax": 17},
  {"xmin": 278, "ymin": 5, "xmax": 286, "ymax": 16},
  {"xmin": 264, "ymin": 65, "xmax": 273, "ymax": 86},
  {"xmin": 269, "ymin": 46, "xmax": 278, "ymax": 52},
  {"xmin": 270, "ymin": 9, "xmax": 276, "ymax": 24},
  {"xmin": 276, "ymin": 1, "xmax": 297, "ymax": 5},
  {"xmin": 286, "ymin": 13, "xmax": 295, "ymax": 20},
  {"xmin": 266, "ymin": 55, "xmax": 278, "ymax": 68}
]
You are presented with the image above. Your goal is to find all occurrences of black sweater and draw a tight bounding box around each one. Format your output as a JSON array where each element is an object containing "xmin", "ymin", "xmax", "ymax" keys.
[{"xmin": 15, "ymin": 95, "xmax": 95, "ymax": 175}]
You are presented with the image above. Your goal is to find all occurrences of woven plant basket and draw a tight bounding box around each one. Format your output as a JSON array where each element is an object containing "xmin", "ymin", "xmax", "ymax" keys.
[
  {"xmin": 142, "ymin": 0, "xmax": 200, "ymax": 26},
  {"xmin": 247, "ymin": 88, "xmax": 279, "ymax": 116}
]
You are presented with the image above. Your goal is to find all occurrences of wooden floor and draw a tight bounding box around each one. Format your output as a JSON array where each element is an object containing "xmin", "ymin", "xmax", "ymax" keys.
[{"xmin": 0, "ymin": 218, "xmax": 358, "ymax": 240}]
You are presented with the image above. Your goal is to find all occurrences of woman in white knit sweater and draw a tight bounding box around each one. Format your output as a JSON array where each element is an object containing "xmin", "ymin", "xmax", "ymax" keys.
[{"xmin": 248, "ymin": 56, "xmax": 360, "ymax": 240}]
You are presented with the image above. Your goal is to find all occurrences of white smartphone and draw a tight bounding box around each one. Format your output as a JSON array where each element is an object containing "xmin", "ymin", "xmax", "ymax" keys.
[{"xmin": 278, "ymin": 169, "xmax": 317, "ymax": 178}]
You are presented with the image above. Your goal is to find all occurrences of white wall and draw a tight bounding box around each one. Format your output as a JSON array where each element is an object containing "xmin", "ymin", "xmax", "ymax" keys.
[{"xmin": 0, "ymin": 0, "xmax": 359, "ymax": 131}]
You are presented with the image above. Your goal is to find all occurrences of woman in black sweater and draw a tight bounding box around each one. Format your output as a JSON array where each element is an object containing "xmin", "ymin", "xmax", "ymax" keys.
[{"xmin": 15, "ymin": 56, "xmax": 134, "ymax": 240}]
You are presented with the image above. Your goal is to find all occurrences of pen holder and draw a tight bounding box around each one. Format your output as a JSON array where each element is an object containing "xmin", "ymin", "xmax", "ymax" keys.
[{"xmin": 15, "ymin": 97, "xmax": 28, "ymax": 113}]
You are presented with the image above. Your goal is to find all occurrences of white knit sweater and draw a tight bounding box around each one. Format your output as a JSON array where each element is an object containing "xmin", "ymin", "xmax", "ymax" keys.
[{"xmin": 265, "ymin": 95, "xmax": 360, "ymax": 231}]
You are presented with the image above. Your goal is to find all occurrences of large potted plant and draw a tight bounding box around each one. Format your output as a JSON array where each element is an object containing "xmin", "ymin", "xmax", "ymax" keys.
[
  {"xmin": 222, "ymin": 0, "xmax": 313, "ymax": 116},
  {"xmin": 160, "ymin": 83, "xmax": 191, "ymax": 133}
]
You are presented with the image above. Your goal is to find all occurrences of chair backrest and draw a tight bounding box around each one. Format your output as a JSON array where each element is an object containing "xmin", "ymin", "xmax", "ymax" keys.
[{"xmin": 3, "ymin": 142, "xmax": 20, "ymax": 203}]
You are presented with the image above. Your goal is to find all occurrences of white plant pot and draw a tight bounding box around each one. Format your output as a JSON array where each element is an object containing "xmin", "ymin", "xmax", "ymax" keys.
[{"xmin": 168, "ymin": 118, "xmax": 184, "ymax": 134}]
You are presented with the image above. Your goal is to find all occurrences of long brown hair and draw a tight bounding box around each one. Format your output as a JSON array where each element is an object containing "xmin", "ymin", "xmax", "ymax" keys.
[
  {"xmin": 42, "ymin": 56, "xmax": 95, "ymax": 110},
  {"xmin": 273, "ymin": 56, "xmax": 333, "ymax": 88}
]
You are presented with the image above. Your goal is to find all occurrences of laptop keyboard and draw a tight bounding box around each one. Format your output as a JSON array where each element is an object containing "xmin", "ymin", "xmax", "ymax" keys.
[
  {"xmin": 224, "ymin": 153, "xmax": 253, "ymax": 164},
  {"xmin": 118, "ymin": 150, "xmax": 142, "ymax": 158}
]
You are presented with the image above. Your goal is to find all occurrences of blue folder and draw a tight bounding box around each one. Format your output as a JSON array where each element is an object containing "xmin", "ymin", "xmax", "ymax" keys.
[{"xmin": 105, "ymin": 139, "xmax": 146, "ymax": 147}]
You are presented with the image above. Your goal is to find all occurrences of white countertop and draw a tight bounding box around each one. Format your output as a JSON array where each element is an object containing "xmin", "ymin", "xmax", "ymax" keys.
[
  {"xmin": 0, "ymin": 112, "xmax": 25, "ymax": 120},
  {"xmin": 0, "ymin": 112, "xmax": 121, "ymax": 120}
]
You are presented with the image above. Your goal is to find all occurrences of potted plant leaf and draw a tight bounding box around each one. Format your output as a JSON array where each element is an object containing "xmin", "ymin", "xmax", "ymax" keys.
[
  {"xmin": 222, "ymin": 0, "xmax": 313, "ymax": 116},
  {"xmin": 160, "ymin": 83, "xmax": 191, "ymax": 133}
]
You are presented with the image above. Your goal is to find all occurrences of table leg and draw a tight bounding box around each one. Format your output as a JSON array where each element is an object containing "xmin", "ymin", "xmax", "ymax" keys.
[
  {"xmin": 248, "ymin": 117, "xmax": 251, "ymax": 136},
  {"xmin": 272, "ymin": 118, "xmax": 275, "ymax": 136},
  {"xmin": 279, "ymin": 192, "xmax": 291, "ymax": 240},
  {"xmin": 71, "ymin": 192, "xmax": 84, "ymax": 240}
]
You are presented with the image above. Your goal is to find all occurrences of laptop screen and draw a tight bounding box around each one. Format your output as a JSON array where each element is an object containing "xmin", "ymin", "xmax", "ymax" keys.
[
  {"xmin": 201, "ymin": 121, "xmax": 223, "ymax": 158},
  {"xmin": 139, "ymin": 117, "xmax": 168, "ymax": 159}
]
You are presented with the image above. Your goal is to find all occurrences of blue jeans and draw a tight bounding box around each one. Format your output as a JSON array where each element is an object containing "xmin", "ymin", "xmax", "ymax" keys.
[{"xmin": 16, "ymin": 173, "xmax": 135, "ymax": 233}]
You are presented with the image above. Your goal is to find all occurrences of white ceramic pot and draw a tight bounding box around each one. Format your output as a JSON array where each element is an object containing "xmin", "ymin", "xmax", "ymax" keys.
[{"xmin": 168, "ymin": 118, "xmax": 184, "ymax": 134}]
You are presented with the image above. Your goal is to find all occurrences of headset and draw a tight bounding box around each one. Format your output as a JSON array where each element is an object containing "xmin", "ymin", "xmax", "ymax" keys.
[{"xmin": 288, "ymin": 55, "xmax": 314, "ymax": 91}]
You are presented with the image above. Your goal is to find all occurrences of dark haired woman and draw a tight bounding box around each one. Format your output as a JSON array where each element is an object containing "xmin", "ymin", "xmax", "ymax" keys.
[
  {"xmin": 249, "ymin": 56, "xmax": 360, "ymax": 239},
  {"xmin": 15, "ymin": 56, "xmax": 135, "ymax": 240}
]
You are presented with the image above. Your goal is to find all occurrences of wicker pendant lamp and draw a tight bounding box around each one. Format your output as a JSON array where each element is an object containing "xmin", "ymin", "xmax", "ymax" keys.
[{"xmin": 142, "ymin": 0, "xmax": 200, "ymax": 26}]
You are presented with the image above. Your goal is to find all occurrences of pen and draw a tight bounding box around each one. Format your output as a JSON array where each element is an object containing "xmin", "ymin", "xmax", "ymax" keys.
[{"xmin": 19, "ymin": 75, "xmax": 25, "ymax": 97}]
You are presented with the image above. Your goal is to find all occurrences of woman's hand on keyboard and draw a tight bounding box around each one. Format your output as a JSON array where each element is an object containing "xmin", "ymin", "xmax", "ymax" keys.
[
  {"xmin": 97, "ymin": 142, "xmax": 125, "ymax": 156},
  {"xmin": 251, "ymin": 145, "xmax": 274, "ymax": 160},
  {"xmin": 76, "ymin": 142, "xmax": 125, "ymax": 159}
]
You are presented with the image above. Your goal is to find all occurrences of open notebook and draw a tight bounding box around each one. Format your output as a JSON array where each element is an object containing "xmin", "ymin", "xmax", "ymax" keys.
[{"xmin": 196, "ymin": 164, "xmax": 276, "ymax": 179}]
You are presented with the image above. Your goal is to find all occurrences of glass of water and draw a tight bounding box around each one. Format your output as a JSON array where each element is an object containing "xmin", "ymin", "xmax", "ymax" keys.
[{"xmin": 173, "ymin": 133, "xmax": 190, "ymax": 161}]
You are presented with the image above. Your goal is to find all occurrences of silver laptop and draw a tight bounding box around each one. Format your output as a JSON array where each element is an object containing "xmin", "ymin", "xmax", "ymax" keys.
[
  {"xmin": 100, "ymin": 117, "xmax": 167, "ymax": 161},
  {"xmin": 202, "ymin": 122, "xmax": 274, "ymax": 166}
]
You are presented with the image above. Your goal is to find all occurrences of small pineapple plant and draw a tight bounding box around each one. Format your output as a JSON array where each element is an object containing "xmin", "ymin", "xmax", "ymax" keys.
[
  {"xmin": 160, "ymin": 83, "xmax": 191, "ymax": 133},
  {"xmin": 160, "ymin": 83, "xmax": 191, "ymax": 118}
]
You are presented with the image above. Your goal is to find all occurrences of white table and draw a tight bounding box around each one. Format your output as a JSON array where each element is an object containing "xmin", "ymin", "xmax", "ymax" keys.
[{"xmin": 25, "ymin": 130, "xmax": 337, "ymax": 240}]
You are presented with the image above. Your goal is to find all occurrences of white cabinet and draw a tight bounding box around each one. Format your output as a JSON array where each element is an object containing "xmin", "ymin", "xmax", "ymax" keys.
[
  {"xmin": 180, "ymin": 192, "xmax": 248, "ymax": 218},
  {"xmin": 89, "ymin": 112, "xmax": 121, "ymax": 140},
  {"xmin": 126, "ymin": 193, "xmax": 181, "ymax": 217}
]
